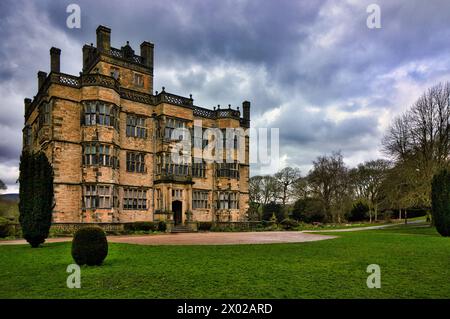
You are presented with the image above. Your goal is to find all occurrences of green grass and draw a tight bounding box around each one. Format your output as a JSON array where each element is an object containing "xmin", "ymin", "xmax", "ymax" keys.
[{"xmin": 0, "ymin": 223, "xmax": 449, "ymax": 299}]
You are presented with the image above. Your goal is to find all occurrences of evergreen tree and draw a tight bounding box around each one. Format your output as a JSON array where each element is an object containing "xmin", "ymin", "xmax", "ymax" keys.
[
  {"xmin": 431, "ymin": 169, "xmax": 450, "ymax": 237},
  {"xmin": 19, "ymin": 151, "xmax": 54, "ymax": 247}
]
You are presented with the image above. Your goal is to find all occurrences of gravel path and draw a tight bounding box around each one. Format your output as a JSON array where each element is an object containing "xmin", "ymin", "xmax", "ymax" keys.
[
  {"xmin": 0, "ymin": 231, "xmax": 336, "ymax": 246},
  {"xmin": 1, "ymin": 221, "xmax": 427, "ymax": 246},
  {"xmin": 302, "ymin": 220, "xmax": 426, "ymax": 233}
]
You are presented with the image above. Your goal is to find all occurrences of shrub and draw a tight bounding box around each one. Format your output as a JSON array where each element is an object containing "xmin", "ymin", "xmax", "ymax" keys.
[
  {"xmin": 346, "ymin": 201, "xmax": 369, "ymax": 222},
  {"xmin": 198, "ymin": 222, "xmax": 213, "ymax": 231},
  {"xmin": 247, "ymin": 203, "xmax": 261, "ymax": 221},
  {"xmin": 19, "ymin": 151, "xmax": 54, "ymax": 247},
  {"xmin": 280, "ymin": 218, "xmax": 299, "ymax": 230},
  {"xmin": 292, "ymin": 198, "xmax": 326, "ymax": 223},
  {"xmin": 431, "ymin": 169, "xmax": 450, "ymax": 236},
  {"xmin": 157, "ymin": 221, "xmax": 167, "ymax": 232},
  {"xmin": 0, "ymin": 217, "xmax": 12, "ymax": 238},
  {"xmin": 262, "ymin": 202, "xmax": 284, "ymax": 222},
  {"xmin": 211, "ymin": 225, "xmax": 234, "ymax": 232},
  {"xmin": 261, "ymin": 219, "xmax": 278, "ymax": 231},
  {"xmin": 124, "ymin": 221, "xmax": 157, "ymax": 232},
  {"xmin": 71, "ymin": 226, "xmax": 108, "ymax": 266},
  {"xmin": 261, "ymin": 220, "xmax": 273, "ymax": 228},
  {"xmin": 136, "ymin": 221, "xmax": 156, "ymax": 231},
  {"xmin": 123, "ymin": 223, "xmax": 134, "ymax": 232}
]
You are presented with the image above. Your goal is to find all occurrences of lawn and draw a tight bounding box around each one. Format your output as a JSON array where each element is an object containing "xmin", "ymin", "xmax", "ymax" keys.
[{"xmin": 0, "ymin": 223, "xmax": 449, "ymax": 299}]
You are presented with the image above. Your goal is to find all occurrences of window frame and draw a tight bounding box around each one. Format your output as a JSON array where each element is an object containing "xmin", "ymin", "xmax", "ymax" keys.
[
  {"xmin": 126, "ymin": 114, "xmax": 147, "ymax": 138},
  {"xmin": 123, "ymin": 188, "xmax": 147, "ymax": 210},
  {"xmin": 126, "ymin": 152, "xmax": 146, "ymax": 173},
  {"xmin": 133, "ymin": 73, "xmax": 144, "ymax": 87}
]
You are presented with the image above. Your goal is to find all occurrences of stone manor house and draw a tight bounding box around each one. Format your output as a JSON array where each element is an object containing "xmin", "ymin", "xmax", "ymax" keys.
[{"xmin": 22, "ymin": 26, "xmax": 250, "ymax": 230}]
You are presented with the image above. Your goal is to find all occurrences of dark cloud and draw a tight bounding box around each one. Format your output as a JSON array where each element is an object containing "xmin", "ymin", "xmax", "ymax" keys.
[
  {"xmin": 1, "ymin": 0, "xmax": 450, "ymax": 187},
  {"xmin": 0, "ymin": 136, "xmax": 21, "ymax": 163},
  {"xmin": 276, "ymin": 109, "xmax": 379, "ymax": 149}
]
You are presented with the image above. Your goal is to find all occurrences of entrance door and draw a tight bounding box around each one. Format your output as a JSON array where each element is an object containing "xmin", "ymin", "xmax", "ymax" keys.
[{"xmin": 172, "ymin": 200, "xmax": 182, "ymax": 225}]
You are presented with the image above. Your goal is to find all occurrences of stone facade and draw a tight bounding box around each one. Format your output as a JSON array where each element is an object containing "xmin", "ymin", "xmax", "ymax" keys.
[{"xmin": 22, "ymin": 25, "xmax": 250, "ymax": 225}]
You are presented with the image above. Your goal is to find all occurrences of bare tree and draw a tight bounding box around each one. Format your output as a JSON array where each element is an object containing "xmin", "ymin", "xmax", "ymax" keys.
[
  {"xmin": 259, "ymin": 175, "xmax": 279, "ymax": 205},
  {"xmin": 382, "ymin": 113, "xmax": 412, "ymax": 161},
  {"xmin": 291, "ymin": 176, "xmax": 310, "ymax": 201},
  {"xmin": 308, "ymin": 151, "xmax": 349, "ymax": 223},
  {"xmin": 382, "ymin": 82, "xmax": 450, "ymax": 211},
  {"xmin": 350, "ymin": 159, "xmax": 391, "ymax": 222},
  {"xmin": 249, "ymin": 176, "xmax": 264, "ymax": 220},
  {"xmin": 274, "ymin": 167, "xmax": 301, "ymax": 206}
]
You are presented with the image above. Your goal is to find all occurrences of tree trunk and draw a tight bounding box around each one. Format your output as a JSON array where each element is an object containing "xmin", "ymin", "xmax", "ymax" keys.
[{"xmin": 426, "ymin": 210, "xmax": 431, "ymax": 224}]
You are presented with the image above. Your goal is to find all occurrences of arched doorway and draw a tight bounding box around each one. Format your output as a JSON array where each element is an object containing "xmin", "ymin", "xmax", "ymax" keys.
[{"xmin": 172, "ymin": 200, "xmax": 182, "ymax": 225}]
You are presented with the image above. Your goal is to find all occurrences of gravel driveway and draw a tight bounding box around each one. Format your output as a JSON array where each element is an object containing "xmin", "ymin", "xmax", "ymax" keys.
[{"xmin": 0, "ymin": 231, "xmax": 336, "ymax": 246}]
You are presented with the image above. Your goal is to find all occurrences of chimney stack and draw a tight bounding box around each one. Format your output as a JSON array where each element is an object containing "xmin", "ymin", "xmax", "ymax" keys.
[
  {"xmin": 50, "ymin": 47, "xmax": 61, "ymax": 73},
  {"xmin": 96, "ymin": 25, "xmax": 111, "ymax": 52},
  {"xmin": 24, "ymin": 98, "xmax": 32, "ymax": 114},
  {"xmin": 140, "ymin": 41, "xmax": 154, "ymax": 70},
  {"xmin": 37, "ymin": 71, "xmax": 47, "ymax": 90},
  {"xmin": 242, "ymin": 101, "xmax": 251, "ymax": 123},
  {"xmin": 82, "ymin": 44, "xmax": 96, "ymax": 72}
]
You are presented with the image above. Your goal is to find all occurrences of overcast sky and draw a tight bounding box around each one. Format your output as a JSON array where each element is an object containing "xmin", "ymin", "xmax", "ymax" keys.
[{"xmin": 1, "ymin": 0, "xmax": 450, "ymax": 193}]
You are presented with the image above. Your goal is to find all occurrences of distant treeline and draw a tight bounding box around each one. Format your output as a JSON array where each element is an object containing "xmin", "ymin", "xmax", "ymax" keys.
[{"xmin": 249, "ymin": 82, "xmax": 450, "ymax": 223}]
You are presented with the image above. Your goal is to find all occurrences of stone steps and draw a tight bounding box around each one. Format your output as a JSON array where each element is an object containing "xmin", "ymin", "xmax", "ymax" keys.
[{"xmin": 171, "ymin": 225, "xmax": 194, "ymax": 233}]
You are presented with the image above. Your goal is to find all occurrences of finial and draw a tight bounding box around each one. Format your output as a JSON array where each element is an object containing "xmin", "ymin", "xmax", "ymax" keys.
[
  {"xmin": 237, "ymin": 106, "xmax": 240, "ymax": 111},
  {"xmin": 162, "ymin": 86, "xmax": 165, "ymax": 92},
  {"xmin": 228, "ymin": 104, "xmax": 231, "ymax": 109},
  {"xmin": 213, "ymin": 107, "xmax": 216, "ymax": 110},
  {"xmin": 189, "ymin": 94, "xmax": 192, "ymax": 99},
  {"xmin": 217, "ymin": 104, "xmax": 220, "ymax": 109},
  {"xmin": 126, "ymin": 41, "xmax": 130, "ymax": 45},
  {"xmin": 155, "ymin": 91, "xmax": 158, "ymax": 95},
  {"xmin": 90, "ymin": 43, "xmax": 93, "ymax": 46}
]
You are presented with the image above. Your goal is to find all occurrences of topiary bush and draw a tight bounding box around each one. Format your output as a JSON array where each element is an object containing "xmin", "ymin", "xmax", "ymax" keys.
[
  {"xmin": 71, "ymin": 226, "xmax": 108, "ymax": 266},
  {"xmin": 431, "ymin": 169, "xmax": 450, "ymax": 236}
]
